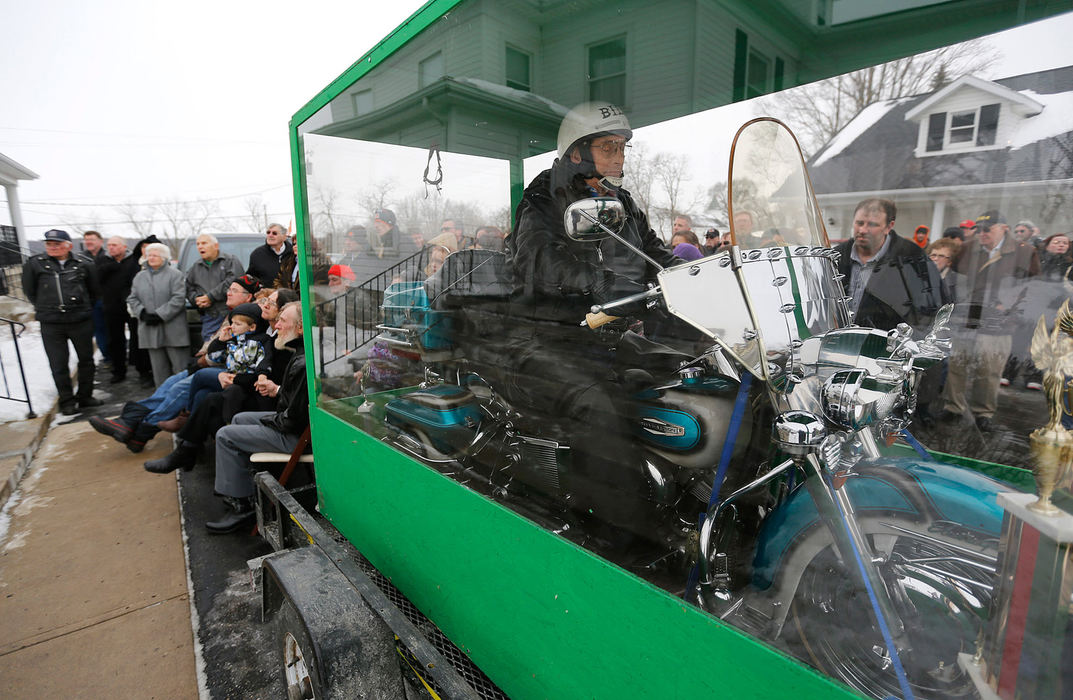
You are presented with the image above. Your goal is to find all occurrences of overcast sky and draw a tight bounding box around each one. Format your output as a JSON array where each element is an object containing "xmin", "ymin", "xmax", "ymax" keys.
[
  {"xmin": 0, "ymin": 0, "xmax": 428, "ymax": 238},
  {"xmin": 1, "ymin": 3, "xmax": 1070, "ymax": 241}
]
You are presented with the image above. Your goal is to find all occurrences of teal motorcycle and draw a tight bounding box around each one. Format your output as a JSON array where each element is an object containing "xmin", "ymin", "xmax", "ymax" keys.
[{"xmin": 374, "ymin": 119, "xmax": 1005, "ymax": 700}]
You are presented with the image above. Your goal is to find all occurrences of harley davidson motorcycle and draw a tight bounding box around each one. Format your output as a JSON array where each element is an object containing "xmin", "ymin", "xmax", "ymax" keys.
[{"xmin": 362, "ymin": 118, "xmax": 1006, "ymax": 699}]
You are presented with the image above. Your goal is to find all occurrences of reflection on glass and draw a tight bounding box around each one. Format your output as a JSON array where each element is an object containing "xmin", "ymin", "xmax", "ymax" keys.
[{"xmin": 296, "ymin": 5, "xmax": 1073, "ymax": 696}]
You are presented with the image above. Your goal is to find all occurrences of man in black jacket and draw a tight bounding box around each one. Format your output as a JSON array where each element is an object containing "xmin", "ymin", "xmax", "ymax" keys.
[
  {"xmin": 246, "ymin": 223, "xmax": 294, "ymax": 288},
  {"xmin": 834, "ymin": 198, "xmax": 942, "ymax": 333},
  {"xmin": 23, "ymin": 229, "xmax": 103, "ymax": 414},
  {"xmin": 206, "ymin": 301, "xmax": 308, "ymax": 533},
  {"xmin": 502, "ymin": 101, "xmax": 684, "ymax": 529},
  {"xmin": 97, "ymin": 235, "xmax": 147, "ymax": 383}
]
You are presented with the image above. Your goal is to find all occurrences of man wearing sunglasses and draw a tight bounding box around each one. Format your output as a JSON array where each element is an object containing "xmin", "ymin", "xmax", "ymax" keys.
[
  {"xmin": 246, "ymin": 223, "xmax": 294, "ymax": 288},
  {"xmin": 939, "ymin": 209, "xmax": 1039, "ymax": 432},
  {"xmin": 502, "ymin": 101, "xmax": 684, "ymax": 530}
]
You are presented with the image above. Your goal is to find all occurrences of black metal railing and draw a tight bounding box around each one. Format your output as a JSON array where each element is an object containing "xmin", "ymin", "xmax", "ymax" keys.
[
  {"xmin": 0, "ymin": 231, "xmax": 29, "ymax": 300},
  {"xmin": 0, "ymin": 317, "xmax": 36, "ymax": 418},
  {"xmin": 314, "ymin": 249, "xmax": 433, "ymax": 377}
]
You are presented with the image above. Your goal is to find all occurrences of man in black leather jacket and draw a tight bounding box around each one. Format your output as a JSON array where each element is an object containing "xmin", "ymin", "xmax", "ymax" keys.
[
  {"xmin": 206, "ymin": 301, "xmax": 308, "ymax": 533},
  {"xmin": 503, "ymin": 102, "xmax": 683, "ymax": 529},
  {"xmin": 23, "ymin": 229, "xmax": 103, "ymax": 414}
]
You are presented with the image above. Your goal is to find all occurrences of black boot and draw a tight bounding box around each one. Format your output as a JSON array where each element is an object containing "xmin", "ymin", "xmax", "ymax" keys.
[
  {"xmin": 89, "ymin": 416, "xmax": 133, "ymax": 443},
  {"xmin": 205, "ymin": 496, "xmax": 255, "ymax": 534},
  {"xmin": 144, "ymin": 440, "xmax": 198, "ymax": 474}
]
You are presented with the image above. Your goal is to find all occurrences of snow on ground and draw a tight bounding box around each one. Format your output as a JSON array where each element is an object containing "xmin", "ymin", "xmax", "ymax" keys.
[
  {"xmin": 0, "ymin": 320, "xmax": 116, "ymax": 424},
  {"xmin": 0, "ymin": 321, "xmax": 58, "ymax": 423}
]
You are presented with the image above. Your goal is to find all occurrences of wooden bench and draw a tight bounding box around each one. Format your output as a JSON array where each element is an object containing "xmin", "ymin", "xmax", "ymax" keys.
[{"xmin": 250, "ymin": 426, "xmax": 312, "ymax": 488}]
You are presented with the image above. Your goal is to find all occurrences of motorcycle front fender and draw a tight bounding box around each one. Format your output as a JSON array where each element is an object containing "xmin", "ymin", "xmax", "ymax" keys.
[{"xmin": 748, "ymin": 457, "xmax": 1008, "ymax": 632}]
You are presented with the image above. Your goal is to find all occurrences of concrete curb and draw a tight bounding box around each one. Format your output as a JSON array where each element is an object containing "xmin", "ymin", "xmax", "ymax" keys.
[{"xmin": 0, "ymin": 399, "xmax": 56, "ymax": 511}]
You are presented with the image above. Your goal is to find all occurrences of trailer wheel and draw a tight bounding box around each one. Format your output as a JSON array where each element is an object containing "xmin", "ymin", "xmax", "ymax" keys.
[{"xmin": 279, "ymin": 599, "xmax": 322, "ymax": 700}]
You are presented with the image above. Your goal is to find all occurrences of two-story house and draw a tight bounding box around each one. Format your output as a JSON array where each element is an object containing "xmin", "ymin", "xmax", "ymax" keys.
[{"xmin": 808, "ymin": 65, "xmax": 1073, "ymax": 239}]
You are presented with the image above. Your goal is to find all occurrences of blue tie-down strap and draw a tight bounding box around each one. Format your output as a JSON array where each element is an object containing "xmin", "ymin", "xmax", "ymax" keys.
[
  {"xmin": 899, "ymin": 429, "xmax": 932, "ymax": 461},
  {"xmin": 684, "ymin": 372, "xmax": 753, "ymax": 600},
  {"xmin": 825, "ymin": 470, "xmax": 915, "ymax": 700}
]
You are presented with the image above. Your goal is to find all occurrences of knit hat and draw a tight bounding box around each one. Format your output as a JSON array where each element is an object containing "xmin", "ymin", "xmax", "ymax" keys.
[
  {"xmin": 229, "ymin": 302, "xmax": 265, "ymax": 332},
  {"xmin": 234, "ymin": 274, "xmax": 262, "ymax": 295},
  {"xmin": 673, "ymin": 242, "xmax": 705, "ymax": 261}
]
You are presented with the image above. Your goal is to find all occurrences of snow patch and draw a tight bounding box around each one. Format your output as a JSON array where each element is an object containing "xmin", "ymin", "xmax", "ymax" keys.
[
  {"xmin": 1009, "ymin": 89, "xmax": 1073, "ymax": 149},
  {"xmin": 812, "ymin": 97, "xmax": 917, "ymax": 168},
  {"xmin": 0, "ymin": 321, "xmax": 60, "ymax": 423}
]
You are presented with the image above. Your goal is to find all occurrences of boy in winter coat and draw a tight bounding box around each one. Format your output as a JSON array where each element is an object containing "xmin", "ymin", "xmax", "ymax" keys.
[{"xmin": 184, "ymin": 302, "xmax": 271, "ymax": 414}]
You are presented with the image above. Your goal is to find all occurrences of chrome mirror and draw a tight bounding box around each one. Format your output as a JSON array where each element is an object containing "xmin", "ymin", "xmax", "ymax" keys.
[{"xmin": 563, "ymin": 197, "xmax": 625, "ymax": 242}]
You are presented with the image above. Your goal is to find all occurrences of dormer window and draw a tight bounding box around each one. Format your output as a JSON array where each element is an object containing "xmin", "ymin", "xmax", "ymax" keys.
[{"xmin": 924, "ymin": 103, "xmax": 1000, "ymax": 152}]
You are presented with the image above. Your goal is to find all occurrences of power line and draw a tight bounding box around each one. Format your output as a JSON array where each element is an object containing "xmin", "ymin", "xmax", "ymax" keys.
[
  {"xmin": 0, "ymin": 124, "xmax": 278, "ymax": 146},
  {"xmin": 17, "ymin": 183, "xmax": 291, "ymax": 207},
  {"xmin": 14, "ymin": 211, "xmax": 293, "ymax": 229}
]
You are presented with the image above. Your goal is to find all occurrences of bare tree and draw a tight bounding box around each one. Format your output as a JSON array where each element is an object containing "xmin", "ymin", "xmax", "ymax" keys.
[
  {"xmin": 357, "ymin": 179, "xmax": 397, "ymax": 221},
  {"xmin": 241, "ymin": 196, "xmax": 269, "ymax": 233},
  {"xmin": 153, "ymin": 198, "xmax": 220, "ymax": 255},
  {"xmin": 117, "ymin": 202, "xmax": 159, "ymax": 239},
  {"xmin": 764, "ymin": 39, "xmax": 999, "ymax": 157},
  {"xmin": 623, "ymin": 143, "xmax": 658, "ymax": 222}
]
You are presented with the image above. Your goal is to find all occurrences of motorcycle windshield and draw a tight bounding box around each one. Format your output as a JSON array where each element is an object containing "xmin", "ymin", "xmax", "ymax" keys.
[
  {"xmin": 728, "ymin": 118, "xmax": 829, "ymax": 250},
  {"xmin": 659, "ymin": 119, "xmax": 846, "ymax": 381}
]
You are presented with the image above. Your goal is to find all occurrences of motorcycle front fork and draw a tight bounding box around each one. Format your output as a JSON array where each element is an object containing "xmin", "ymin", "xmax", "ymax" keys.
[{"xmin": 799, "ymin": 429, "xmax": 914, "ymax": 666}]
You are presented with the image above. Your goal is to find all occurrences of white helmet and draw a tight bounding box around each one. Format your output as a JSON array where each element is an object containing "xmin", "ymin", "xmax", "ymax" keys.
[{"xmin": 556, "ymin": 101, "xmax": 633, "ymax": 159}]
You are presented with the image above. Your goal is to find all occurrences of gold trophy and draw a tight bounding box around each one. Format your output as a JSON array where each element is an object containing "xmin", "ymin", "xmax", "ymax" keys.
[{"xmin": 1027, "ymin": 300, "xmax": 1073, "ymax": 515}]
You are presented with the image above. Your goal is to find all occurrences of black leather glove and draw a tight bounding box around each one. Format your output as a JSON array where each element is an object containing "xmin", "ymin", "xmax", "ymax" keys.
[{"xmin": 140, "ymin": 310, "xmax": 163, "ymax": 325}]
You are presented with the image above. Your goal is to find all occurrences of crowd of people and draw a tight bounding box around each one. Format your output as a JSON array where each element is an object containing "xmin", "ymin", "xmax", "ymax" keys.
[{"xmin": 23, "ymin": 224, "xmax": 307, "ymax": 533}]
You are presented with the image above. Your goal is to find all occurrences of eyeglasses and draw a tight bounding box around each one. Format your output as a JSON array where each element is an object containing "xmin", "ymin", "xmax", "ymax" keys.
[
  {"xmin": 257, "ymin": 299, "xmax": 278, "ymax": 309},
  {"xmin": 929, "ymin": 253, "xmax": 951, "ymax": 260},
  {"xmin": 590, "ymin": 139, "xmax": 631, "ymax": 156},
  {"xmin": 266, "ymin": 230, "xmax": 282, "ymax": 236}
]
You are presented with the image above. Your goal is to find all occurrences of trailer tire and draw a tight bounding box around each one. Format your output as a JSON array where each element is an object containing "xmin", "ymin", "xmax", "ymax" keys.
[{"xmin": 278, "ymin": 598, "xmax": 323, "ymax": 700}]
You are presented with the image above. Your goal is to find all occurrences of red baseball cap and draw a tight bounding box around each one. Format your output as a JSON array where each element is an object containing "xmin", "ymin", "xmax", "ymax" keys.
[
  {"xmin": 328, "ymin": 264, "xmax": 356, "ymax": 281},
  {"xmin": 958, "ymin": 219, "xmax": 976, "ymax": 229}
]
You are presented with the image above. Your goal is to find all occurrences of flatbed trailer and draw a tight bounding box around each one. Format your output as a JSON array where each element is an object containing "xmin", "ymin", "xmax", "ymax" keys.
[{"xmin": 264, "ymin": 2, "xmax": 1073, "ymax": 697}]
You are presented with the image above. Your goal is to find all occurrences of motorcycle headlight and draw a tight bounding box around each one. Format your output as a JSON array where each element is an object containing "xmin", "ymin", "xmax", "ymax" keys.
[
  {"xmin": 773, "ymin": 410, "xmax": 828, "ymax": 456},
  {"xmin": 821, "ymin": 369, "xmax": 901, "ymax": 431}
]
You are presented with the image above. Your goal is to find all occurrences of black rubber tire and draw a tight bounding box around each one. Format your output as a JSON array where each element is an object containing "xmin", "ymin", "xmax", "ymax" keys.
[{"xmin": 278, "ymin": 598, "xmax": 322, "ymax": 700}]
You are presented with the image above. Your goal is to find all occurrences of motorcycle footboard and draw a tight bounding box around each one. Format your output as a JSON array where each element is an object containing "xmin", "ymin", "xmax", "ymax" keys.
[{"xmin": 254, "ymin": 472, "xmax": 506, "ymax": 700}]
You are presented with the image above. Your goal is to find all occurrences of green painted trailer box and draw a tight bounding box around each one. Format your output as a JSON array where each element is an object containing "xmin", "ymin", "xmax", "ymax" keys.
[{"xmin": 288, "ymin": 2, "xmax": 1072, "ymax": 697}]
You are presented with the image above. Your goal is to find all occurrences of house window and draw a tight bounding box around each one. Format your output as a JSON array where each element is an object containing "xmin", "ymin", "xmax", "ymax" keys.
[
  {"xmin": 733, "ymin": 30, "xmax": 777, "ymax": 101},
  {"xmin": 746, "ymin": 49, "xmax": 771, "ymax": 99},
  {"xmin": 588, "ymin": 37, "xmax": 626, "ymax": 105},
  {"xmin": 506, "ymin": 46, "xmax": 531, "ymax": 92},
  {"xmin": 419, "ymin": 52, "xmax": 444, "ymax": 88},
  {"xmin": 352, "ymin": 90, "xmax": 373, "ymax": 116},
  {"xmin": 949, "ymin": 110, "xmax": 976, "ymax": 144},
  {"xmin": 923, "ymin": 103, "xmax": 1001, "ymax": 153}
]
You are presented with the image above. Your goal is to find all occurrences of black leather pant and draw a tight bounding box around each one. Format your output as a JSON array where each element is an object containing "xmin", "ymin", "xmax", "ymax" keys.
[{"xmin": 40, "ymin": 319, "xmax": 95, "ymax": 403}]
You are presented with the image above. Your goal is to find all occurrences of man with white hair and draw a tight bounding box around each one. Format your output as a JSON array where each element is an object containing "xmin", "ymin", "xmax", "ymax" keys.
[
  {"xmin": 23, "ymin": 229, "xmax": 103, "ymax": 414},
  {"xmin": 186, "ymin": 233, "xmax": 245, "ymax": 341},
  {"xmin": 206, "ymin": 301, "xmax": 309, "ymax": 533}
]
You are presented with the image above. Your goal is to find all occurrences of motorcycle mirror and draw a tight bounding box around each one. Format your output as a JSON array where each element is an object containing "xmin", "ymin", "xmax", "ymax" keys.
[{"xmin": 563, "ymin": 197, "xmax": 625, "ymax": 242}]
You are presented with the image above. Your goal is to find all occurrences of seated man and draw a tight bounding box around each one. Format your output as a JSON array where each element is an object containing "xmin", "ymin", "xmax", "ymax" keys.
[{"xmin": 206, "ymin": 301, "xmax": 309, "ymax": 533}]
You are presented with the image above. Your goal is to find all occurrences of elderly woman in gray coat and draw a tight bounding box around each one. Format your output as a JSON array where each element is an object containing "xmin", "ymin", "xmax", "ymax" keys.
[{"xmin": 129, "ymin": 242, "xmax": 189, "ymax": 385}]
